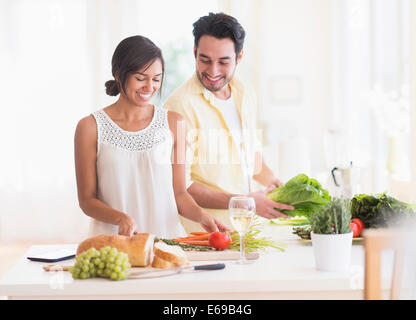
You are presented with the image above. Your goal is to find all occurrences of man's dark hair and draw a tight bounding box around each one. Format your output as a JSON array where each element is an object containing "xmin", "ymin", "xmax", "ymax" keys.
[{"xmin": 192, "ymin": 12, "xmax": 246, "ymax": 57}]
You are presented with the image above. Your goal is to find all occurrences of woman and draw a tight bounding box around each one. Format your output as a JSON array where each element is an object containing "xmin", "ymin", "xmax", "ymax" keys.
[{"xmin": 74, "ymin": 35, "xmax": 228, "ymax": 238}]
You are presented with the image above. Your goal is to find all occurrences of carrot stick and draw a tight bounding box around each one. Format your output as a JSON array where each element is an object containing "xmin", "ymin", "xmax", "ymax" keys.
[
  {"xmin": 174, "ymin": 234, "xmax": 210, "ymax": 241},
  {"xmin": 175, "ymin": 240, "xmax": 211, "ymax": 246},
  {"xmin": 190, "ymin": 232, "xmax": 209, "ymax": 236}
]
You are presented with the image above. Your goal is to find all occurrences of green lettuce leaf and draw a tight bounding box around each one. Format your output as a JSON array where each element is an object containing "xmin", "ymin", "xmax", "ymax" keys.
[
  {"xmin": 266, "ymin": 173, "xmax": 331, "ymax": 218},
  {"xmin": 351, "ymin": 192, "xmax": 416, "ymax": 228}
]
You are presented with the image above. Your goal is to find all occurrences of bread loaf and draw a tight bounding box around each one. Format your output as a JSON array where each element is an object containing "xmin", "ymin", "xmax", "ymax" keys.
[
  {"xmin": 76, "ymin": 233, "xmax": 155, "ymax": 267},
  {"xmin": 153, "ymin": 241, "xmax": 189, "ymax": 267},
  {"xmin": 151, "ymin": 255, "xmax": 175, "ymax": 269}
]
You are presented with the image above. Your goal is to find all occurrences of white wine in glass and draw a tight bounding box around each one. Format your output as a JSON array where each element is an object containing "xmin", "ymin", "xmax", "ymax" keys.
[{"xmin": 229, "ymin": 196, "xmax": 256, "ymax": 264}]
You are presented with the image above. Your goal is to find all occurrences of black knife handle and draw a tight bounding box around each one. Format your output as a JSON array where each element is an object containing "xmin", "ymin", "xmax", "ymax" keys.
[{"xmin": 194, "ymin": 263, "xmax": 225, "ymax": 271}]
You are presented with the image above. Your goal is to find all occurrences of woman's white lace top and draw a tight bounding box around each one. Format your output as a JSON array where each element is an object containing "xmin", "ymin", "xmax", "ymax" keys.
[{"xmin": 89, "ymin": 107, "xmax": 187, "ymax": 238}]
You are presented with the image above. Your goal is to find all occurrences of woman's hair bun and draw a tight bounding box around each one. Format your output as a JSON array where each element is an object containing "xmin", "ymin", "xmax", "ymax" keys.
[{"xmin": 105, "ymin": 80, "xmax": 120, "ymax": 96}]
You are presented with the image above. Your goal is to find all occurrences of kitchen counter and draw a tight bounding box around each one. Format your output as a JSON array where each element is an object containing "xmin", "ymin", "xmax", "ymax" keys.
[{"xmin": 0, "ymin": 225, "xmax": 400, "ymax": 300}]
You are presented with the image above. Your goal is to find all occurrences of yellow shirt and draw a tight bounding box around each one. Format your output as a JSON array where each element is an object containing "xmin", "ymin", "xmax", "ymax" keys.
[{"xmin": 163, "ymin": 73, "xmax": 261, "ymax": 231}]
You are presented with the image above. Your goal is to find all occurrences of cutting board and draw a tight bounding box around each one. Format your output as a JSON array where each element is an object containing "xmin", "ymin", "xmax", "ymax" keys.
[
  {"xmin": 42, "ymin": 250, "xmax": 260, "ymax": 272},
  {"xmin": 185, "ymin": 250, "xmax": 259, "ymax": 261}
]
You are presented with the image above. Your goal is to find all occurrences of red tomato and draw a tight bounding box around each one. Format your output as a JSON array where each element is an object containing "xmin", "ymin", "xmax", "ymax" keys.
[
  {"xmin": 209, "ymin": 231, "xmax": 231, "ymax": 250},
  {"xmin": 349, "ymin": 222, "xmax": 360, "ymax": 238},
  {"xmin": 351, "ymin": 218, "xmax": 364, "ymax": 235}
]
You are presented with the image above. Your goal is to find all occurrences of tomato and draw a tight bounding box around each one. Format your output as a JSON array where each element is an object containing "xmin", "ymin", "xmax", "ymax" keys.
[
  {"xmin": 209, "ymin": 231, "xmax": 231, "ymax": 250},
  {"xmin": 349, "ymin": 222, "xmax": 360, "ymax": 238},
  {"xmin": 351, "ymin": 218, "xmax": 365, "ymax": 235}
]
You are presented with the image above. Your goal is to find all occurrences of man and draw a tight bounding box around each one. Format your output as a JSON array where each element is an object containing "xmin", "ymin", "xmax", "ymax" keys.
[{"xmin": 164, "ymin": 12, "xmax": 293, "ymax": 231}]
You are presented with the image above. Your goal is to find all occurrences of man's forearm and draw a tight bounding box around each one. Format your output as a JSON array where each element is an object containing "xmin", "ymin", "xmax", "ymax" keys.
[{"xmin": 187, "ymin": 182, "xmax": 237, "ymax": 209}]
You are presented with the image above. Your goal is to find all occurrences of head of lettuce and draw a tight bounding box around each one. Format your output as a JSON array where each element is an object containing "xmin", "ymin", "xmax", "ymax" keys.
[{"xmin": 266, "ymin": 174, "xmax": 332, "ymax": 219}]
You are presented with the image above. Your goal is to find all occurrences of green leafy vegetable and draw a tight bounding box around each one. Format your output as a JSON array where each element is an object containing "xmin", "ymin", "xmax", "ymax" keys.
[
  {"xmin": 309, "ymin": 197, "xmax": 351, "ymax": 234},
  {"xmin": 229, "ymin": 217, "xmax": 287, "ymax": 253},
  {"xmin": 155, "ymin": 238, "xmax": 213, "ymax": 251},
  {"xmin": 270, "ymin": 216, "xmax": 310, "ymax": 226},
  {"xmin": 351, "ymin": 192, "xmax": 416, "ymax": 228},
  {"xmin": 292, "ymin": 225, "xmax": 312, "ymax": 239},
  {"xmin": 267, "ymin": 173, "xmax": 331, "ymax": 218}
]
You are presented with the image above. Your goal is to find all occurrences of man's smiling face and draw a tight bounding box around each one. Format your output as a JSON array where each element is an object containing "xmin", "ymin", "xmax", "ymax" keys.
[{"xmin": 195, "ymin": 35, "xmax": 243, "ymax": 98}]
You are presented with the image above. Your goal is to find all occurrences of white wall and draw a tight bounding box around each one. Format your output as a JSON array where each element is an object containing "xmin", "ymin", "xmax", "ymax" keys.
[
  {"xmin": 410, "ymin": 0, "xmax": 416, "ymax": 203},
  {"xmin": 234, "ymin": 0, "xmax": 332, "ymax": 184},
  {"xmin": 0, "ymin": 0, "xmax": 222, "ymax": 243}
]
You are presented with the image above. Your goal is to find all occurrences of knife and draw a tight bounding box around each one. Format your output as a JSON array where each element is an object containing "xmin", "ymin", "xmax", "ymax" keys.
[{"xmin": 128, "ymin": 263, "xmax": 226, "ymax": 279}]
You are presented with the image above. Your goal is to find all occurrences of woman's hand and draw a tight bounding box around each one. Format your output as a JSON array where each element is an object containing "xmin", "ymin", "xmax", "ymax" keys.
[
  {"xmin": 199, "ymin": 211, "xmax": 230, "ymax": 233},
  {"xmin": 117, "ymin": 213, "xmax": 138, "ymax": 236}
]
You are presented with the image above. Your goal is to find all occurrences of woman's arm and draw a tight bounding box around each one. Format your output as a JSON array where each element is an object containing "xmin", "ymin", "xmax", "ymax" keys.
[
  {"xmin": 74, "ymin": 115, "xmax": 137, "ymax": 236},
  {"xmin": 168, "ymin": 111, "xmax": 229, "ymax": 232}
]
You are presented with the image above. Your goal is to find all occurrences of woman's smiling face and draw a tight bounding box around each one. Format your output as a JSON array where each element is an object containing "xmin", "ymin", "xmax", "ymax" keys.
[{"xmin": 122, "ymin": 58, "xmax": 163, "ymax": 107}]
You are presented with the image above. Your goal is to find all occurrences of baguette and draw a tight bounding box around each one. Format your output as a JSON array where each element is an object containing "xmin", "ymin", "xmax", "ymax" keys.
[
  {"xmin": 76, "ymin": 233, "xmax": 155, "ymax": 267},
  {"xmin": 151, "ymin": 255, "xmax": 175, "ymax": 269},
  {"xmin": 153, "ymin": 241, "xmax": 189, "ymax": 267}
]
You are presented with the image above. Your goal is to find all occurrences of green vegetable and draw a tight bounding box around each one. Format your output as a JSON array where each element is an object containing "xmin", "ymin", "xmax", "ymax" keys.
[
  {"xmin": 309, "ymin": 197, "xmax": 351, "ymax": 234},
  {"xmin": 292, "ymin": 225, "xmax": 312, "ymax": 239},
  {"xmin": 351, "ymin": 192, "xmax": 416, "ymax": 228},
  {"xmin": 267, "ymin": 173, "xmax": 331, "ymax": 218},
  {"xmin": 270, "ymin": 216, "xmax": 310, "ymax": 226},
  {"xmin": 155, "ymin": 238, "xmax": 213, "ymax": 251},
  {"xmin": 229, "ymin": 217, "xmax": 287, "ymax": 253}
]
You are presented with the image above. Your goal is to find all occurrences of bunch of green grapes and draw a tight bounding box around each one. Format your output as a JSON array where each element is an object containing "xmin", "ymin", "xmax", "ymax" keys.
[{"xmin": 69, "ymin": 247, "xmax": 131, "ymax": 281}]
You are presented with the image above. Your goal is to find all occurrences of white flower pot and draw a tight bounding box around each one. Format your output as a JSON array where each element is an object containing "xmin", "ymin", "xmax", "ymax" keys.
[{"xmin": 311, "ymin": 231, "xmax": 353, "ymax": 272}]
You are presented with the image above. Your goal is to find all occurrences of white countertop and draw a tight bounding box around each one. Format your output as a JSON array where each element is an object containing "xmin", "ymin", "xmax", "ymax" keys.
[{"xmin": 0, "ymin": 225, "xmax": 398, "ymax": 300}]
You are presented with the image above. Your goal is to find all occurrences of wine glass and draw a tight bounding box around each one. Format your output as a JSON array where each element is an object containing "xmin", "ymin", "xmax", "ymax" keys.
[{"xmin": 229, "ymin": 196, "xmax": 256, "ymax": 264}]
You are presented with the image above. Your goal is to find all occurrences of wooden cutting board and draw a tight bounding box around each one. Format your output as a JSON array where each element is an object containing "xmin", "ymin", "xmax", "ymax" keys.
[
  {"xmin": 185, "ymin": 250, "xmax": 259, "ymax": 261},
  {"xmin": 42, "ymin": 251, "xmax": 260, "ymax": 272}
]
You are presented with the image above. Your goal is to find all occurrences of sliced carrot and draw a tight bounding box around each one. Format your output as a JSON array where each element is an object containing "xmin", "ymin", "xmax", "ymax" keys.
[
  {"xmin": 174, "ymin": 234, "xmax": 210, "ymax": 241},
  {"xmin": 175, "ymin": 240, "xmax": 211, "ymax": 246},
  {"xmin": 174, "ymin": 235, "xmax": 207, "ymax": 241}
]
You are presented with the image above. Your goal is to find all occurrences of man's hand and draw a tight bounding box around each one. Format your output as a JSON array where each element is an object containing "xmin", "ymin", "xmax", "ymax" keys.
[{"xmin": 249, "ymin": 186, "xmax": 294, "ymax": 219}]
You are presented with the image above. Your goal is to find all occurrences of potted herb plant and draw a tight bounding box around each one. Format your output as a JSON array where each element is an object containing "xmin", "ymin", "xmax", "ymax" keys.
[{"xmin": 309, "ymin": 197, "xmax": 353, "ymax": 271}]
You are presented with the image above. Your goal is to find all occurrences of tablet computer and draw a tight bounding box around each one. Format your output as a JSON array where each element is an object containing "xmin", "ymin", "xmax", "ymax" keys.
[{"xmin": 27, "ymin": 248, "xmax": 76, "ymax": 263}]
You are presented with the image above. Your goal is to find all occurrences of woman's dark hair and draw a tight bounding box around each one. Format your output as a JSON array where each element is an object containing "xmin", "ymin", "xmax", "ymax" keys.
[
  {"xmin": 192, "ymin": 12, "xmax": 245, "ymax": 57},
  {"xmin": 105, "ymin": 35, "xmax": 164, "ymax": 97}
]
